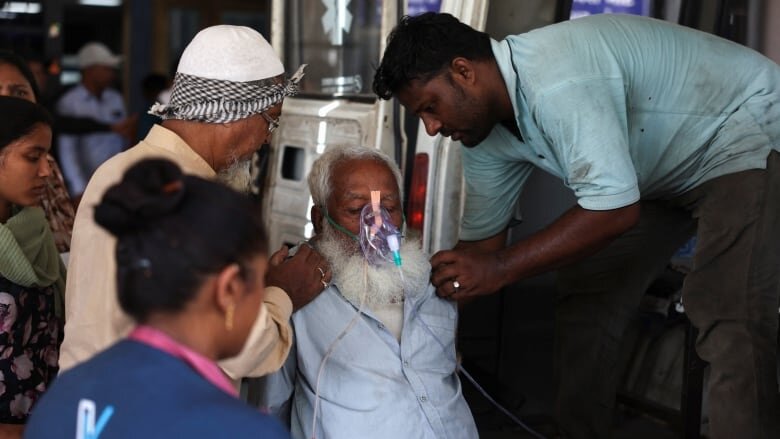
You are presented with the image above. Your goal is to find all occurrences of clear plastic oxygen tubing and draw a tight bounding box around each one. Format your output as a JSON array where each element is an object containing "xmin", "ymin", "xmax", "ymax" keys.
[
  {"xmin": 311, "ymin": 195, "xmax": 391, "ymax": 438},
  {"xmin": 401, "ymin": 268, "xmax": 546, "ymax": 439},
  {"xmin": 310, "ymin": 261, "xmax": 368, "ymax": 439},
  {"xmin": 310, "ymin": 204, "xmax": 544, "ymax": 438}
]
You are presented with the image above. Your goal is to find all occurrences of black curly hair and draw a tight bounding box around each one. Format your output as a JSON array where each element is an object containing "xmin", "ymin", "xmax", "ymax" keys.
[
  {"xmin": 0, "ymin": 50, "xmax": 41, "ymax": 101},
  {"xmin": 95, "ymin": 158, "xmax": 268, "ymax": 322},
  {"xmin": 0, "ymin": 96, "xmax": 52, "ymax": 152},
  {"xmin": 373, "ymin": 12, "xmax": 493, "ymax": 100}
]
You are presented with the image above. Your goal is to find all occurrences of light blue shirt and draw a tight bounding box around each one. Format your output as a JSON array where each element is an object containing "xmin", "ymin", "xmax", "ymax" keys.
[
  {"xmin": 257, "ymin": 281, "xmax": 478, "ymax": 439},
  {"xmin": 461, "ymin": 14, "xmax": 780, "ymax": 240},
  {"xmin": 56, "ymin": 84, "xmax": 128, "ymax": 196}
]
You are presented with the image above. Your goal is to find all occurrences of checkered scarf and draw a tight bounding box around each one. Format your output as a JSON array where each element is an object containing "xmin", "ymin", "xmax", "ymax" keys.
[{"xmin": 149, "ymin": 64, "xmax": 306, "ymax": 123}]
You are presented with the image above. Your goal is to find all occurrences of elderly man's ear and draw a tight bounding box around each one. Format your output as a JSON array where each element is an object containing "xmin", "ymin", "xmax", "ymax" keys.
[{"xmin": 311, "ymin": 205, "xmax": 324, "ymax": 235}]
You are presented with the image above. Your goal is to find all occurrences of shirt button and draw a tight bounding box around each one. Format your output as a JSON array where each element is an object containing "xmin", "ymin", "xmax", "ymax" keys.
[
  {"xmin": 377, "ymin": 323, "xmax": 385, "ymax": 330},
  {"xmin": 419, "ymin": 396, "xmax": 428, "ymax": 403},
  {"xmin": 403, "ymin": 360, "xmax": 409, "ymax": 367}
]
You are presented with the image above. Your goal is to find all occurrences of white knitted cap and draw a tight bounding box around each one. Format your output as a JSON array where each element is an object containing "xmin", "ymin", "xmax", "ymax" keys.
[
  {"xmin": 176, "ymin": 25, "xmax": 283, "ymax": 82},
  {"xmin": 149, "ymin": 25, "xmax": 305, "ymax": 123}
]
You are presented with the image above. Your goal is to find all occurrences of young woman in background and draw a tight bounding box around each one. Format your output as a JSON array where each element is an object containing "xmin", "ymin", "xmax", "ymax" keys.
[
  {"xmin": 0, "ymin": 50, "xmax": 75, "ymax": 253},
  {"xmin": 0, "ymin": 96, "xmax": 65, "ymax": 437}
]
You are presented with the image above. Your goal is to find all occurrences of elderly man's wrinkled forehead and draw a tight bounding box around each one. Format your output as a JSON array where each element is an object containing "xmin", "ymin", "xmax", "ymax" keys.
[{"xmin": 329, "ymin": 158, "xmax": 401, "ymax": 203}]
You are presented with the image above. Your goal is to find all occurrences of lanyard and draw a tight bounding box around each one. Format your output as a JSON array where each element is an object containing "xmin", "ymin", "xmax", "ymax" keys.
[{"xmin": 128, "ymin": 325, "xmax": 238, "ymax": 397}]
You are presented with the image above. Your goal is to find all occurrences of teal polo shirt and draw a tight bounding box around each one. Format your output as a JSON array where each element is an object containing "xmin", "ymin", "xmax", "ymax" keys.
[{"xmin": 461, "ymin": 14, "xmax": 780, "ymax": 241}]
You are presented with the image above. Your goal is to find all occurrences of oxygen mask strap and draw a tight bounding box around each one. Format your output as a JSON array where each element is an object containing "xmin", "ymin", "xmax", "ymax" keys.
[{"xmin": 323, "ymin": 208, "xmax": 359, "ymax": 242}]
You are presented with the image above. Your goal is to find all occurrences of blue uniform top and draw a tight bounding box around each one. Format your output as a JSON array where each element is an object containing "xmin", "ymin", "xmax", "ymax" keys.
[
  {"xmin": 25, "ymin": 340, "xmax": 290, "ymax": 439},
  {"xmin": 461, "ymin": 14, "xmax": 780, "ymax": 240}
]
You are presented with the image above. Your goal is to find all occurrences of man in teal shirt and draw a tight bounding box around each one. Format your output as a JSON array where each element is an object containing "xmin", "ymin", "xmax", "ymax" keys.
[{"xmin": 374, "ymin": 12, "xmax": 780, "ymax": 438}]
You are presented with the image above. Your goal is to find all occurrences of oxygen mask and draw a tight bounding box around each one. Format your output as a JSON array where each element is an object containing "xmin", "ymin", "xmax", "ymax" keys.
[{"xmin": 358, "ymin": 191, "xmax": 402, "ymax": 267}]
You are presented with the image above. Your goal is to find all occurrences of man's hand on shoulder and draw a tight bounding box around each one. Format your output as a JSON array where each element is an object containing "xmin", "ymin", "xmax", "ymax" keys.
[
  {"xmin": 266, "ymin": 244, "xmax": 332, "ymax": 311},
  {"xmin": 430, "ymin": 230, "xmax": 509, "ymax": 301}
]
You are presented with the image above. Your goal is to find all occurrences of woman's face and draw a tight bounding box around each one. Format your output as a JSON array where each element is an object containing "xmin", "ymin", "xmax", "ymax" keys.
[
  {"xmin": 0, "ymin": 124, "xmax": 52, "ymax": 210},
  {"xmin": 0, "ymin": 63, "xmax": 36, "ymax": 103},
  {"xmin": 226, "ymin": 253, "xmax": 268, "ymax": 357}
]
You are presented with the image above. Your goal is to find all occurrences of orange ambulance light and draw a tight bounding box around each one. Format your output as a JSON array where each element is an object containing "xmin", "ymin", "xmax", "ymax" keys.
[{"xmin": 407, "ymin": 153, "xmax": 429, "ymax": 232}]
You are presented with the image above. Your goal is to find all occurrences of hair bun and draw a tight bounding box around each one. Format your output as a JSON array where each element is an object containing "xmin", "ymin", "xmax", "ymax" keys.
[{"xmin": 95, "ymin": 159, "xmax": 187, "ymax": 235}]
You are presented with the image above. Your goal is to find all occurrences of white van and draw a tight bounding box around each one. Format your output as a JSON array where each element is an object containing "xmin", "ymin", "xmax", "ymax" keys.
[{"xmin": 259, "ymin": 0, "xmax": 580, "ymax": 256}]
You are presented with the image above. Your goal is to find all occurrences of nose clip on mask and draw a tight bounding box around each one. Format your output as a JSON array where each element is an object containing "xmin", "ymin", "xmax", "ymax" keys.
[{"xmin": 358, "ymin": 192, "xmax": 402, "ymax": 267}]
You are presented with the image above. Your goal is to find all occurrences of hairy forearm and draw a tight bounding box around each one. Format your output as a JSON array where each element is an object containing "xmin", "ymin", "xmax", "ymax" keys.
[
  {"xmin": 429, "ymin": 203, "xmax": 640, "ymax": 299},
  {"xmin": 455, "ymin": 229, "xmax": 508, "ymax": 252},
  {"xmin": 497, "ymin": 203, "xmax": 640, "ymax": 284}
]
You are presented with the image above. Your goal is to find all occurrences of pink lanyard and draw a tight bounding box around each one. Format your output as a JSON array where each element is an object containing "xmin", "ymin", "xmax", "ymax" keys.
[{"xmin": 128, "ymin": 325, "xmax": 238, "ymax": 397}]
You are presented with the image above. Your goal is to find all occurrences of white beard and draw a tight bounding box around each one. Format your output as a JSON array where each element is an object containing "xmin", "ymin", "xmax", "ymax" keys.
[
  {"xmin": 315, "ymin": 221, "xmax": 431, "ymax": 306},
  {"xmin": 216, "ymin": 156, "xmax": 252, "ymax": 194}
]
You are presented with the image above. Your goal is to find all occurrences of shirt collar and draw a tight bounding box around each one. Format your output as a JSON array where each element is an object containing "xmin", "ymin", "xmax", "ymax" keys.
[
  {"xmin": 142, "ymin": 124, "xmax": 217, "ymax": 179},
  {"xmin": 129, "ymin": 325, "xmax": 237, "ymax": 397},
  {"xmin": 491, "ymin": 38, "xmax": 521, "ymax": 119},
  {"xmin": 76, "ymin": 83, "xmax": 105, "ymax": 102}
]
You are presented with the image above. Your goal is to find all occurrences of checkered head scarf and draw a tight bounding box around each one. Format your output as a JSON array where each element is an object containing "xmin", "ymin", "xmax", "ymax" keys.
[{"xmin": 149, "ymin": 25, "xmax": 305, "ymax": 124}]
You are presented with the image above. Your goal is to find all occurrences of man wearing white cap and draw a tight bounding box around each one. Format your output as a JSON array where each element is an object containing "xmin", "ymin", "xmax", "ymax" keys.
[
  {"xmin": 56, "ymin": 42, "xmax": 135, "ymax": 199},
  {"xmin": 61, "ymin": 26, "xmax": 329, "ymax": 382}
]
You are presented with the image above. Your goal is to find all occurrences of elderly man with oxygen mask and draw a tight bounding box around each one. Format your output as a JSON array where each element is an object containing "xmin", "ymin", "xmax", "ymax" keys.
[{"xmin": 257, "ymin": 145, "xmax": 477, "ymax": 439}]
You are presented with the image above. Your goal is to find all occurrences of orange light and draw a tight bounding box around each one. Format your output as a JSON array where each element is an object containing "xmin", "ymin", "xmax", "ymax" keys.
[{"xmin": 407, "ymin": 153, "xmax": 429, "ymax": 232}]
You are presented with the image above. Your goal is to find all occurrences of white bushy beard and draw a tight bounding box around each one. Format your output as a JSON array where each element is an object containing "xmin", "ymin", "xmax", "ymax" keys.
[
  {"xmin": 315, "ymin": 219, "xmax": 431, "ymax": 306},
  {"xmin": 216, "ymin": 154, "xmax": 252, "ymax": 194}
]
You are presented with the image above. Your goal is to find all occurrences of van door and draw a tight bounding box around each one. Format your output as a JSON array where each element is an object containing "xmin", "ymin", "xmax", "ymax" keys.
[
  {"xmin": 262, "ymin": 0, "xmax": 401, "ymax": 252},
  {"xmin": 261, "ymin": 0, "xmax": 569, "ymax": 254}
]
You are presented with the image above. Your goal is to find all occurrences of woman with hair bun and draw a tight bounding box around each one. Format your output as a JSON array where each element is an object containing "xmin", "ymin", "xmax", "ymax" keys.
[
  {"xmin": 26, "ymin": 159, "xmax": 289, "ymax": 438},
  {"xmin": 0, "ymin": 96, "xmax": 64, "ymax": 437}
]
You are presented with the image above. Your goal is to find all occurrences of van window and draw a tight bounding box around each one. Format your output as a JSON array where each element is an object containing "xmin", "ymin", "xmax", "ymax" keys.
[
  {"xmin": 281, "ymin": 145, "xmax": 306, "ymax": 181},
  {"xmin": 283, "ymin": 0, "xmax": 382, "ymax": 98}
]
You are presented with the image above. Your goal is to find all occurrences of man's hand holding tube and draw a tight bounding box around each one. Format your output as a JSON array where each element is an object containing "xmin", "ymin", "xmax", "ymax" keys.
[{"xmin": 266, "ymin": 244, "xmax": 332, "ymax": 311}]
